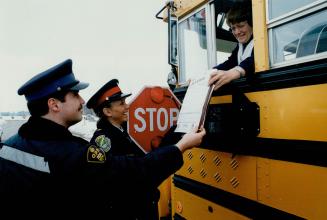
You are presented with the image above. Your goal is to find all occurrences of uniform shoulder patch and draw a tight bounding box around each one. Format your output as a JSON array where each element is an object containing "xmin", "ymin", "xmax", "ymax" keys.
[
  {"xmin": 95, "ymin": 135, "xmax": 111, "ymax": 152},
  {"xmin": 87, "ymin": 145, "xmax": 106, "ymax": 163}
]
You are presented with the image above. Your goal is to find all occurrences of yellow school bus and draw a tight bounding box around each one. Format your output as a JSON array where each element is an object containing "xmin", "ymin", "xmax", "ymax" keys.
[{"xmin": 156, "ymin": 0, "xmax": 327, "ymax": 219}]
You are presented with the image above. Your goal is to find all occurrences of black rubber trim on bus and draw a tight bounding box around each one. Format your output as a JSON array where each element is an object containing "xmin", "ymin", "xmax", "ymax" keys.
[
  {"xmin": 233, "ymin": 57, "xmax": 327, "ymax": 94},
  {"xmin": 173, "ymin": 213, "xmax": 186, "ymax": 220},
  {"xmin": 201, "ymin": 137, "xmax": 327, "ymax": 168},
  {"xmin": 173, "ymin": 175, "xmax": 305, "ymax": 220}
]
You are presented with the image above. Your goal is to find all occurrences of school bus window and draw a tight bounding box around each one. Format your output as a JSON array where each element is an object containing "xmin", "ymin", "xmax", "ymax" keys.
[
  {"xmin": 316, "ymin": 26, "xmax": 327, "ymax": 53},
  {"xmin": 178, "ymin": 7, "xmax": 208, "ymax": 84},
  {"xmin": 169, "ymin": 17, "xmax": 178, "ymax": 66},
  {"xmin": 270, "ymin": 11, "xmax": 327, "ymax": 64},
  {"xmin": 296, "ymin": 22, "xmax": 327, "ymax": 57},
  {"xmin": 268, "ymin": 0, "xmax": 318, "ymax": 20},
  {"xmin": 267, "ymin": 0, "xmax": 327, "ymax": 67},
  {"xmin": 215, "ymin": 11, "xmax": 237, "ymax": 68}
]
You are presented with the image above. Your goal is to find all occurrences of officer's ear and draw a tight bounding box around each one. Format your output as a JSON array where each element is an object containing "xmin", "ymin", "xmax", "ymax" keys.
[
  {"xmin": 48, "ymin": 98, "xmax": 60, "ymax": 112},
  {"xmin": 102, "ymin": 107, "xmax": 112, "ymax": 117}
]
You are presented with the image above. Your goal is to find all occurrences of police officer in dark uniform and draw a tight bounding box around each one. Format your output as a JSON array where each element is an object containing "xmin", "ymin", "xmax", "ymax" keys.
[
  {"xmin": 0, "ymin": 59, "xmax": 206, "ymax": 217},
  {"xmin": 87, "ymin": 79, "xmax": 159, "ymax": 219},
  {"xmin": 87, "ymin": 79, "xmax": 144, "ymax": 157}
]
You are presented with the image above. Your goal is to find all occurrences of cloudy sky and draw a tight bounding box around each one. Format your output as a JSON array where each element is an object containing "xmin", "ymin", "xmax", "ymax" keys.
[{"xmin": 0, "ymin": 0, "xmax": 170, "ymax": 112}]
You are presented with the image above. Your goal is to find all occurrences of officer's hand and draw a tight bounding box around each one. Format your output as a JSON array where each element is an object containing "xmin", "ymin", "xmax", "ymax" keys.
[{"xmin": 176, "ymin": 127, "xmax": 206, "ymax": 153}]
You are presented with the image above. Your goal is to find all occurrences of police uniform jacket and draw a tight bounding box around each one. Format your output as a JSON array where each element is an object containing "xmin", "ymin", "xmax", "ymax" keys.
[
  {"xmin": 0, "ymin": 116, "xmax": 184, "ymax": 217},
  {"xmin": 91, "ymin": 119, "xmax": 145, "ymax": 157},
  {"xmin": 90, "ymin": 118, "xmax": 161, "ymax": 220}
]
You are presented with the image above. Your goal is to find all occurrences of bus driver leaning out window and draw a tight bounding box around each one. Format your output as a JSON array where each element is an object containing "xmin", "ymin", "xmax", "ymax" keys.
[{"xmin": 209, "ymin": 2, "xmax": 254, "ymax": 90}]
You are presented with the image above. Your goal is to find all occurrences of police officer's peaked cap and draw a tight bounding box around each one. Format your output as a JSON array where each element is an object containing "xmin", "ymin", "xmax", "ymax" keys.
[
  {"xmin": 86, "ymin": 79, "xmax": 131, "ymax": 110},
  {"xmin": 18, "ymin": 59, "xmax": 89, "ymax": 102}
]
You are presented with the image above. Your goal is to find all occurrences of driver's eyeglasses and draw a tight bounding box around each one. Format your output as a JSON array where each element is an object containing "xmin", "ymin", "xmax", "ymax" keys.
[{"xmin": 230, "ymin": 21, "xmax": 248, "ymax": 33}]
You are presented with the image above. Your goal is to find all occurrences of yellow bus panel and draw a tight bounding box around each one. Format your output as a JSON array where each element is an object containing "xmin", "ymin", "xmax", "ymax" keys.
[
  {"xmin": 257, "ymin": 158, "xmax": 327, "ymax": 219},
  {"xmin": 176, "ymin": 148, "xmax": 257, "ymax": 201},
  {"xmin": 172, "ymin": 187, "xmax": 250, "ymax": 220},
  {"xmin": 246, "ymin": 84, "xmax": 327, "ymax": 141},
  {"xmin": 209, "ymin": 84, "xmax": 327, "ymax": 141},
  {"xmin": 252, "ymin": 0, "xmax": 269, "ymax": 72},
  {"xmin": 174, "ymin": 0, "xmax": 208, "ymax": 19}
]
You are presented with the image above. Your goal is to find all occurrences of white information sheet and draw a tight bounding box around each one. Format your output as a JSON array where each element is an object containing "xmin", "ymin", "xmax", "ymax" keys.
[{"xmin": 175, "ymin": 74, "xmax": 214, "ymax": 133}]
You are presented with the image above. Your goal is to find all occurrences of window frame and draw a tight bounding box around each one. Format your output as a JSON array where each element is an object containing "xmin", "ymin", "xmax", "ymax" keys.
[
  {"xmin": 168, "ymin": 16, "xmax": 178, "ymax": 66},
  {"xmin": 266, "ymin": 0, "xmax": 327, "ymax": 68},
  {"xmin": 177, "ymin": 3, "xmax": 216, "ymax": 85}
]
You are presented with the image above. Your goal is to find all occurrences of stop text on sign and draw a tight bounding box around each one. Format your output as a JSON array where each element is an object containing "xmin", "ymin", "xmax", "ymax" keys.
[{"xmin": 134, "ymin": 107, "xmax": 179, "ymax": 132}]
